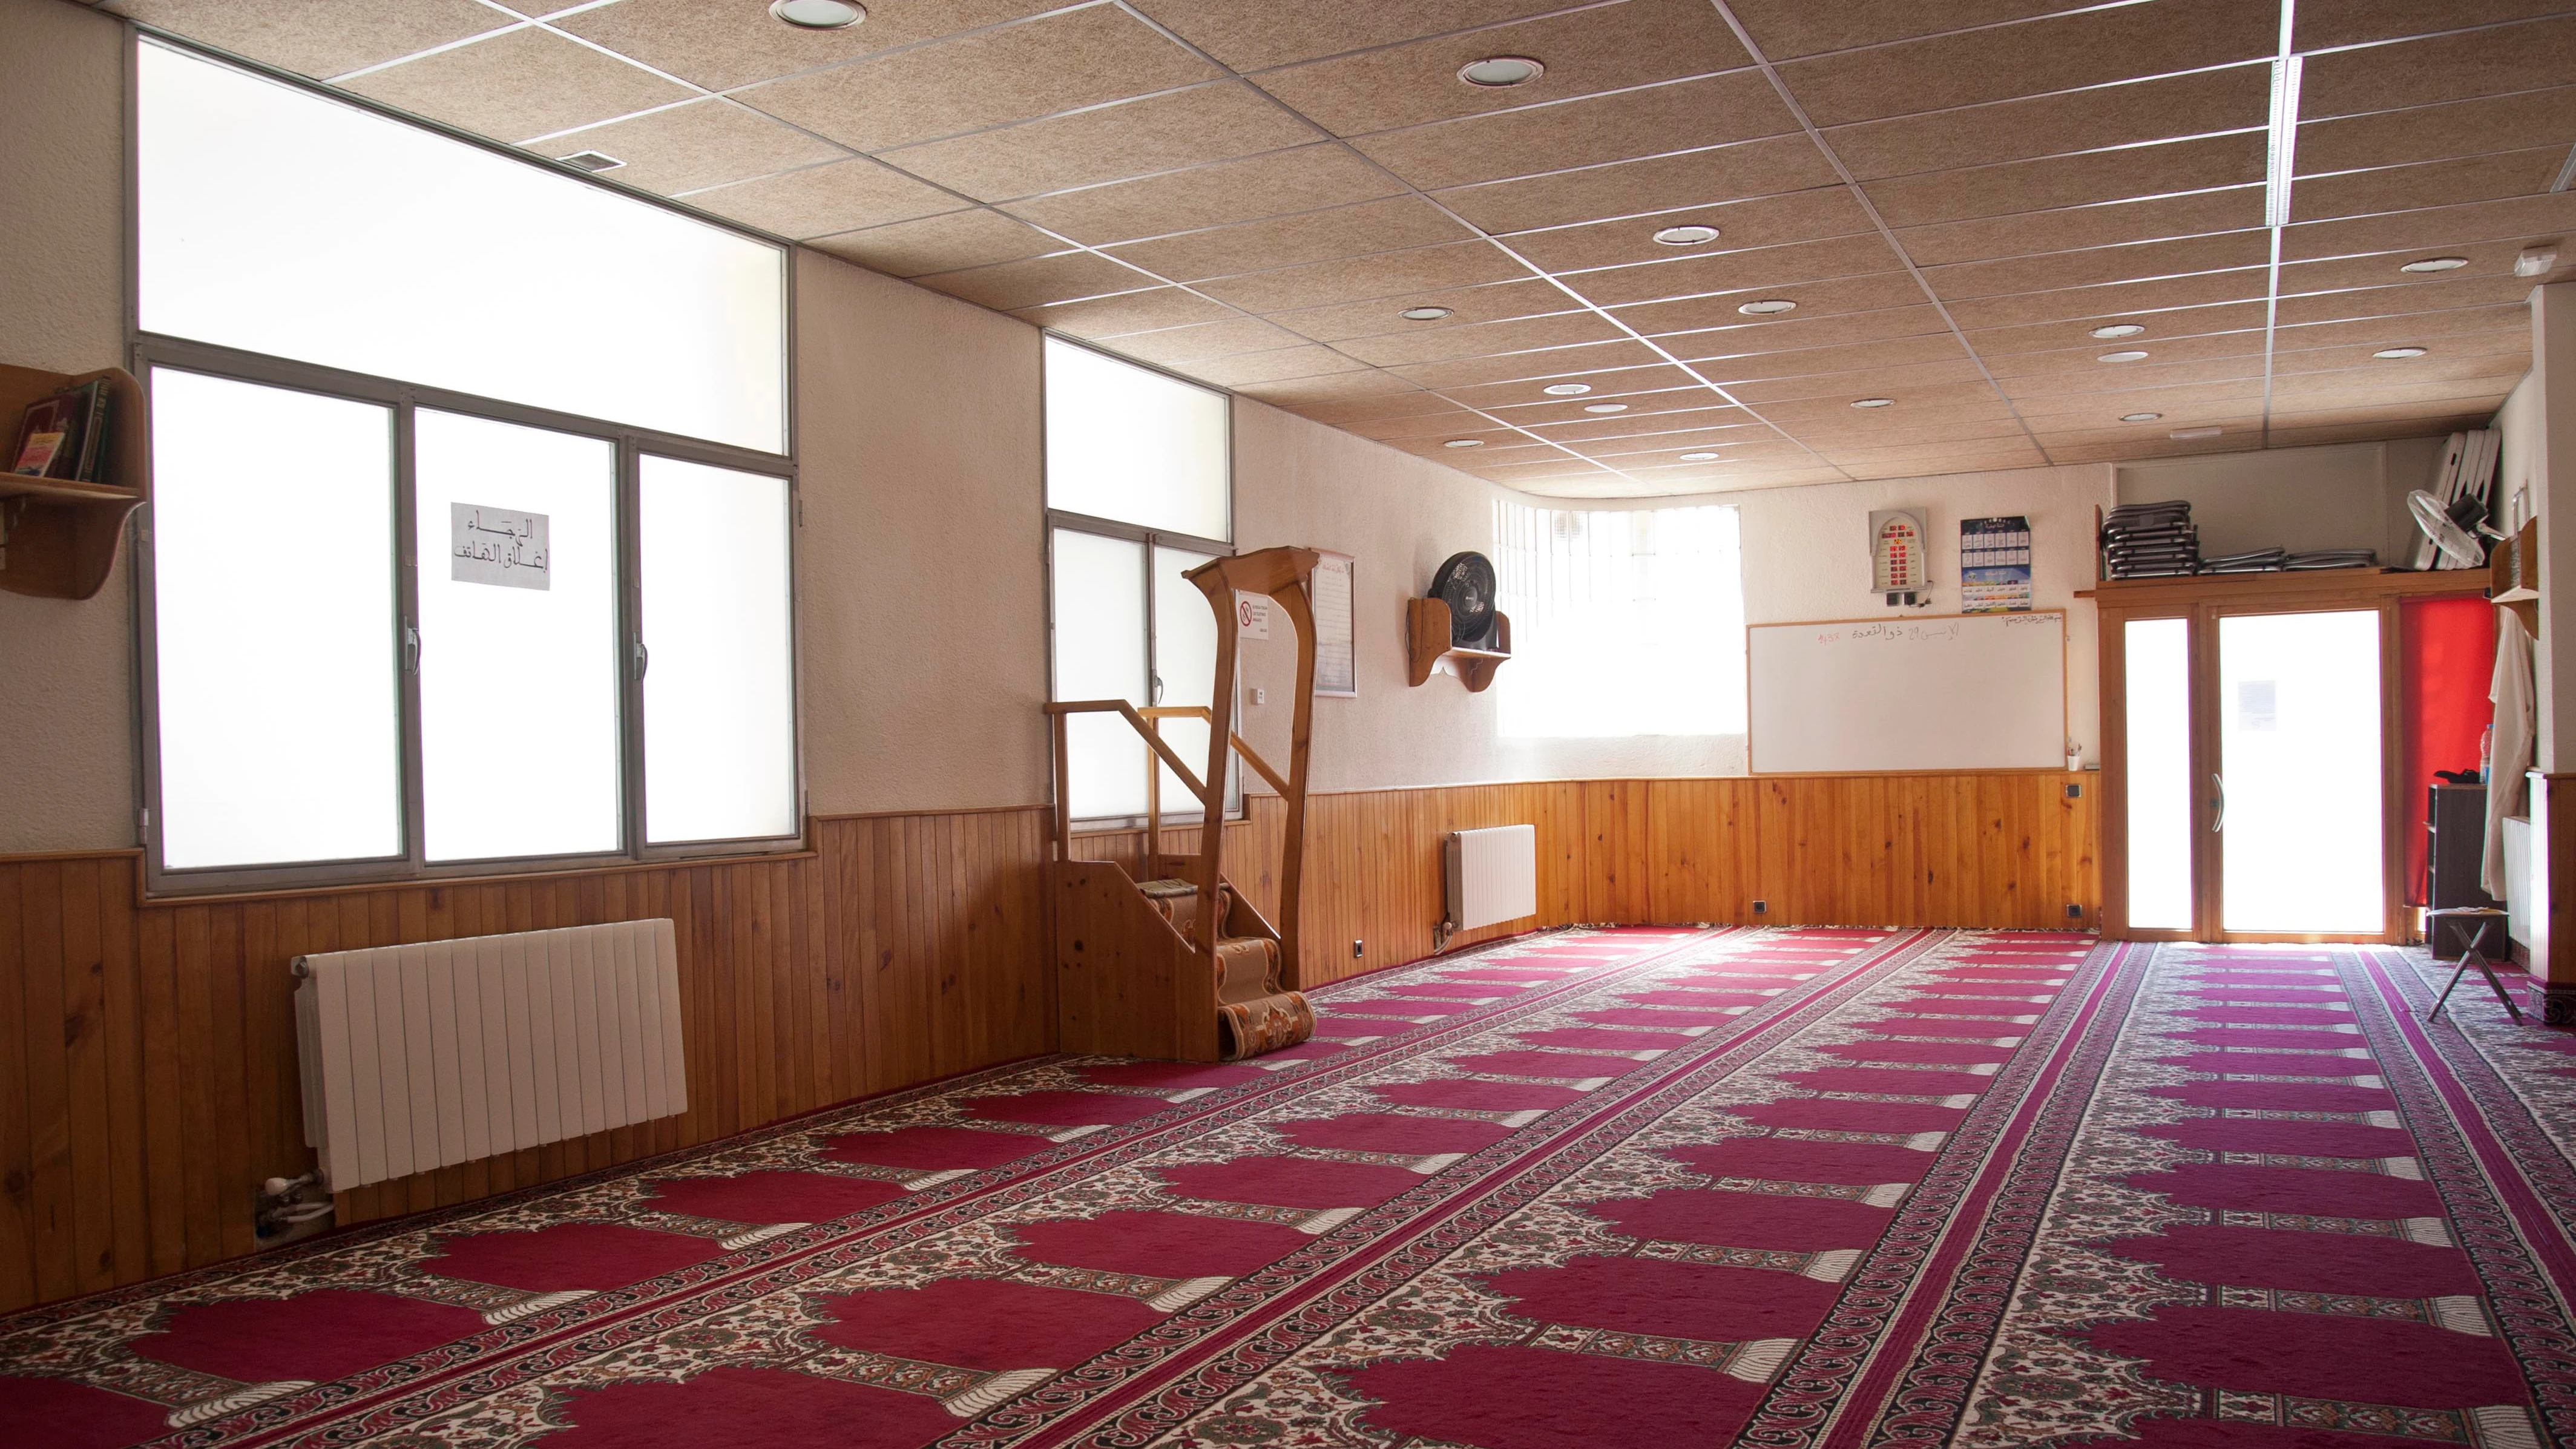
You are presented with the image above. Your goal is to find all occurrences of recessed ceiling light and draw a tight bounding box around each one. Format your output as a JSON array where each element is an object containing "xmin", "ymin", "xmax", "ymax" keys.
[
  {"xmin": 2170, "ymin": 426, "xmax": 2222, "ymax": 441},
  {"xmin": 1399, "ymin": 305, "xmax": 1453, "ymax": 321},
  {"xmin": 1678, "ymin": 452, "xmax": 1722, "ymax": 462},
  {"xmin": 2399, "ymin": 256, "xmax": 2468, "ymax": 273},
  {"xmin": 1851, "ymin": 397, "xmax": 1895, "ymax": 409},
  {"xmin": 1457, "ymin": 55, "xmax": 1545, "ymax": 87},
  {"xmin": 1583, "ymin": 402, "xmax": 1628, "ymax": 413},
  {"xmin": 559, "ymin": 151, "xmax": 625, "ymax": 172},
  {"xmin": 1542, "ymin": 383, "xmax": 1592, "ymax": 396},
  {"xmin": 2097, "ymin": 350, "xmax": 2150, "ymax": 363},
  {"xmin": 2373, "ymin": 346, "xmax": 2428, "ymax": 359},
  {"xmin": 2090, "ymin": 323, "xmax": 2146, "ymax": 339},
  {"xmin": 1444, "ymin": 438, "xmax": 1485, "ymax": 448},
  {"xmin": 1653, "ymin": 225, "xmax": 1721, "ymax": 246},
  {"xmin": 770, "ymin": 0, "xmax": 864, "ymax": 28},
  {"xmin": 1738, "ymin": 299, "xmax": 1797, "ymax": 315},
  {"xmin": 2121, "ymin": 412, "xmax": 2163, "ymax": 422}
]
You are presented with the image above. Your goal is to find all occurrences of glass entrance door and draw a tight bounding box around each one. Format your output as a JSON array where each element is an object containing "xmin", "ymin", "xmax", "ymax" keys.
[{"xmin": 2214, "ymin": 610, "xmax": 2385, "ymax": 933}]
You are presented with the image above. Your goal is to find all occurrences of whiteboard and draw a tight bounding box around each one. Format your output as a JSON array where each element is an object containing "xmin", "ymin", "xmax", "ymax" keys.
[{"xmin": 1749, "ymin": 611, "xmax": 2066, "ymax": 773}]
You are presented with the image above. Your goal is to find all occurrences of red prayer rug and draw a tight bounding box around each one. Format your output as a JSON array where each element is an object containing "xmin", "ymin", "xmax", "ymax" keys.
[{"xmin": 2, "ymin": 930, "xmax": 2569, "ymax": 1449}]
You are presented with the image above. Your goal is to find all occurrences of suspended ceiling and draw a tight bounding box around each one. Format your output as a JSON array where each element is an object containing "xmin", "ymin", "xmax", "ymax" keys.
[{"xmin": 93, "ymin": 0, "xmax": 2576, "ymax": 496}]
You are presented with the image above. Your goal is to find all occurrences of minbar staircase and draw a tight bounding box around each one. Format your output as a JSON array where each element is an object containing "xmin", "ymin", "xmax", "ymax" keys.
[{"xmin": 1045, "ymin": 547, "xmax": 1326, "ymax": 1063}]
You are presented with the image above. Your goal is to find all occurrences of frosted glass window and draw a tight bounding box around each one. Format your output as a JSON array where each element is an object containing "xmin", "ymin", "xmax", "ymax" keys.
[
  {"xmin": 1045, "ymin": 339, "xmax": 1228, "ymax": 540},
  {"xmin": 1152, "ymin": 544, "xmax": 1234, "ymax": 816},
  {"xmin": 640, "ymin": 456, "xmax": 798, "ymax": 843},
  {"xmin": 1053, "ymin": 530, "xmax": 1149, "ymax": 821},
  {"xmin": 150, "ymin": 370, "xmax": 402, "ymax": 869},
  {"xmin": 1493, "ymin": 503, "xmax": 1745, "ymax": 738},
  {"xmin": 2219, "ymin": 611, "xmax": 2384, "ymax": 933},
  {"xmin": 414, "ymin": 411, "xmax": 622, "ymax": 862},
  {"xmin": 2123, "ymin": 618, "xmax": 2193, "ymax": 930},
  {"xmin": 137, "ymin": 41, "xmax": 785, "ymax": 453}
]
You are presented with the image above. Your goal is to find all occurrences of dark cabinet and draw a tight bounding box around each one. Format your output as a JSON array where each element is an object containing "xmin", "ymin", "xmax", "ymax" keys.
[{"xmin": 2426, "ymin": 784, "xmax": 2497, "ymax": 959}]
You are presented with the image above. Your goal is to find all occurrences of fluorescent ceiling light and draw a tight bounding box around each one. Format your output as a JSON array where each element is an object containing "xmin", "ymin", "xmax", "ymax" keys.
[
  {"xmin": 1400, "ymin": 306, "xmax": 1453, "ymax": 321},
  {"xmin": 1457, "ymin": 56, "xmax": 1544, "ymax": 87},
  {"xmin": 2399, "ymin": 256, "xmax": 2468, "ymax": 273},
  {"xmin": 2372, "ymin": 346, "xmax": 2427, "ymax": 359},
  {"xmin": 1444, "ymin": 438, "xmax": 1485, "ymax": 448},
  {"xmin": 2091, "ymin": 323, "xmax": 2146, "ymax": 339},
  {"xmin": 1738, "ymin": 299, "xmax": 1796, "ymax": 315},
  {"xmin": 2262, "ymin": 2, "xmax": 2302, "ymax": 229},
  {"xmin": 1542, "ymin": 383, "xmax": 1591, "ymax": 395},
  {"xmin": 1654, "ymin": 225, "xmax": 1720, "ymax": 246},
  {"xmin": 1850, "ymin": 398, "xmax": 1894, "ymax": 409},
  {"xmin": 2121, "ymin": 412, "xmax": 2163, "ymax": 422},
  {"xmin": 771, "ymin": 0, "xmax": 864, "ymax": 28}
]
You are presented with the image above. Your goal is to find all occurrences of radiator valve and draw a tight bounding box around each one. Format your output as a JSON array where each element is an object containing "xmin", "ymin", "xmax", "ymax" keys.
[{"xmin": 255, "ymin": 1171, "xmax": 335, "ymax": 1242}]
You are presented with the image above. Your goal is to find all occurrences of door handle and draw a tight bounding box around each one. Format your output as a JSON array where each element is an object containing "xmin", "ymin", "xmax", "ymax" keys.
[{"xmin": 2210, "ymin": 772, "xmax": 2226, "ymax": 833}]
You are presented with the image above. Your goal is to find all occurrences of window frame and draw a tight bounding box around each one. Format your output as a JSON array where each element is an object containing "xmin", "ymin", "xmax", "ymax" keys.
[
  {"xmin": 1039, "ymin": 334, "xmax": 1239, "ymax": 832},
  {"xmin": 125, "ymin": 30, "xmax": 804, "ymax": 896}
]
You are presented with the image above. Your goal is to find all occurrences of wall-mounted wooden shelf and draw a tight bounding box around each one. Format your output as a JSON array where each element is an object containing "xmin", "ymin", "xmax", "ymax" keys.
[
  {"xmin": 1, "ymin": 361, "xmax": 146, "ymax": 601},
  {"xmin": 1407, "ymin": 595, "xmax": 1511, "ymax": 692},
  {"xmin": 2490, "ymin": 517, "xmax": 2539, "ymax": 637}
]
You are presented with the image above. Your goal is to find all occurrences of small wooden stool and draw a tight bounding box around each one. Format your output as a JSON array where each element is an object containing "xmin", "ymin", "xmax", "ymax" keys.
[{"xmin": 2424, "ymin": 907, "xmax": 2524, "ymax": 1025}]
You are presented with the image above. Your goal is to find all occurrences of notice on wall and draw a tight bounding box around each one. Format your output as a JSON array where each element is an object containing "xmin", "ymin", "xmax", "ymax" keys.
[
  {"xmin": 451, "ymin": 504, "xmax": 550, "ymax": 591},
  {"xmin": 1235, "ymin": 590, "xmax": 1272, "ymax": 640},
  {"xmin": 1312, "ymin": 551, "xmax": 1356, "ymax": 697},
  {"xmin": 1959, "ymin": 514, "xmax": 2032, "ymax": 613}
]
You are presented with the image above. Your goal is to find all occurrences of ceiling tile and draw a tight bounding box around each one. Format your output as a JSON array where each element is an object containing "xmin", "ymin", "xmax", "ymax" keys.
[
  {"xmin": 1333, "ymin": 311, "xmax": 1628, "ymax": 367},
  {"xmin": 1236, "ymin": 369, "xmax": 1433, "ymax": 407},
  {"xmin": 2279, "ymin": 240, "xmax": 2573, "ymax": 300},
  {"xmin": 1525, "ymin": 403, "xmax": 1759, "ymax": 440},
  {"xmin": 1577, "ymin": 431, "xmax": 1809, "ymax": 461},
  {"xmin": 1460, "ymin": 364, "xmax": 1711, "ymax": 409},
  {"xmin": 108, "ymin": 0, "xmax": 511, "ymax": 79},
  {"xmin": 1862, "ymin": 132, "xmax": 2269, "ymax": 230},
  {"xmin": 2301, "ymin": 15, "xmax": 2576, "ymax": 120},
  {"xmin": 1563, "ymin": 234, "xmax": 1909, "ymax": 307},
  {"xmin": 2269, "ymin": 367, "xmax": 2529, "ymax": 408},
  {"xmin": 1192, "ymin": 239, "xmax": 1529, "ymax": 313},
  {"xmin": 1349, "ymin": 404, "xmax": 1519, "ymax": 441},
  {"xmin": 1896, "ymin": 188, "xmax": 2265, "ymax": 268},
  {"xmin": 2297, "ymin": 87, "xmax": 2576, "ymax": 177},
  {"xmin": 2274, "ymin": 303, "xmax": 2532, "ymax": 353},
  {"xmin": 1772, "ymin": 0, "xmax": 2276, "ymax": 128},
  {"xmin": 1130, "ymin": 0, "xmax": 1571, "ymax": 72},
  {"xmin": 1725, "ymin": 0, "xmax": 2100, "ymax": 61},
  {"xmin": 2015, "ymin": 377, "xmax": 2267, "ymax": 421},
  {"xmin": 1500, "ymin": 186, "xmax": 1874, "ymax": 273},
  {"xmin": 1349, "ymin": 71, "xmax": 1799, "ymax": 191},
  {"xmin": 1753, "ymin": 378, "xmax": 2014, "ymax": 422},
  {"xmin": 551, "ymin": 0, "xmax": 1068, "ymax": 92},
  {"xmin": 2281, "ymin": 192, "xmax": 2576, "ymax": 264},
  {"xmin": 1996, "ymin": 353, "xmax": 2266, "ymax": 401},
  {"xmin": 1838, "ymin": 445, "xmax": 2051, "ymax": 478},
  {"xmin": 1105, "ymin": 196, "xmax": 1474, "ymax": 283},
  {"xmin": 999, "ymin": 143, "xmax": 1404, "ymax": 245},
  {"xmin": 1922, "ymin": 230, "xmax": 2271, "ymax": 303},
  {"xmin": 1177, "ymin": 344, "xmax": 1373, "ymax": 387},
  {"xmin": 1433, "ymin": 135, "xmax": 1839, "ymax": 234},
  {"xmin": 1964, "ymin": 298, "xmax": 2271, "ymax": 356},
  {"xmin": 541, "ymin": 99, "xmax": 847, "ymax": 196},
  {"xmin": 1265, "ymin": 277, "xmax": 1582, "ymax": 344},
  {"xmin": 1784, "ymin": 414, "xmax": 2032, "ymax": 450},
  {"xmin": 1698, "ymin": 333, "xmax": 1971, "ymax": 386},
  {"xmin": 1940, "ymin": 266, "xmax": 2269, "ymax": 330},
  {"xmin": 1609, "ymin": 270, "xmax": 1927, "ymax": 332},
  {"xmin": 1010, "ymin": 286, "xmax": 1240, "ymax": 338},
  {"xmin": 1253, "ymin": 0, "xmax": 1750, "ymax": 137},
  {"xmin": 1095, "ymin": 315, "xmax": 1312, "ymax": 365},
  {"xmin": 1655, "ymin": 302, "xmax": 1953, "ymax": 357},
  {"xmin": 1983, "ymin": 327, "xmax": 2266, "ymax": 379},
  {"xmin": 2272, "ymin": 330, "xmax": 2531, "ymax": 376},
  {"xmin": 807, "ymin": 206, "xmax": 1068, "ymax": 277},
  {"xmin": 1822, "ymin": 65, "xmax": 2270, "ymax": 182},
  {"xmin": 1279, "ymin": 389, "xmax": 1460, "ymax": 427},
  {"xmin": 341, "ymin": 27, "xmax": 695, "ymax": 143},
  {"xmin": 738, "ymin": 5, "xmax": 1219, "ymax": 154},
  {"xmin": 688, "ymin": 157, "xmax": 966, "ymax": 238},
  {"xmin": 1474, "ymin": 457, "xmax": 1631, "ymax": 485},
  {"xmin": 2292, "ymin": 148, "xmax": 2564, "ymax": 225},
  {"xmin": 1390, "ymin": 338, "xmax": 1671, "ymax": 389},
  {"xmin": 882, "ymin": 80, "xmax": 1322, "ymax": 200},
  {"xmin": 1722, "ymin": 357, "xmax": 1994, "ymax": 405},
  {"xmin": 911, "ymin": 249, "xmax": 1158, "ymax": 310},
  {"xmin": 2265, "ymin": 415, "xmax": 2501, "ymax": 449}
]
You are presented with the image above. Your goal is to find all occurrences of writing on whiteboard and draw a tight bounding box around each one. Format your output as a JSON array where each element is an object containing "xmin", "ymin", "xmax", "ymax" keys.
[
  {"xmin": 1809, "ymin": 614, "xmax": 2057, "ymax": 648},
  {"xmin": 450, "ymin": 504, "xmax": 550, "ymax": 591}
]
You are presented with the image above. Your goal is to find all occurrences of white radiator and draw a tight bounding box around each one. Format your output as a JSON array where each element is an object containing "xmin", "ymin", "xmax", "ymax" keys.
[
  {"xmin": 294, "ymin": 919, "xmax": 688, "ymax": 1192},
  {"xmin": 1447, "ymin": 824, "xmax": 1538, "ymax": 931}
]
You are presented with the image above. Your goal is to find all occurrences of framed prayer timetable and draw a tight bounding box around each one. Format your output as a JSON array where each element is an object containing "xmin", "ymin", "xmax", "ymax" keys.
[{"xmin": 1312, "ymin": 551, "xmax": 1356, "ymax": 697}]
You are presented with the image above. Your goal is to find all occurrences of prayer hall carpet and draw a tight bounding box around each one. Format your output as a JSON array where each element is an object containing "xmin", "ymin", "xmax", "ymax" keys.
[{"xmin": 2, "ymin": 927, "xmax": 2570, "ymax": 1449}]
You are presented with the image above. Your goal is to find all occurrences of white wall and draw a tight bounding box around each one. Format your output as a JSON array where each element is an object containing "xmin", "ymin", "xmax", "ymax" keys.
[{"xmin": 2116, "ymin": 437, "xmax": 2448, "ymax": 566}]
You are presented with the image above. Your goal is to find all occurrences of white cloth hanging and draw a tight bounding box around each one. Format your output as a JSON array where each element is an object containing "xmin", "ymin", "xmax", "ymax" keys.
[{"xmin": 2484, "ymin": 608, "xmax": 2534, "ymax": 900}]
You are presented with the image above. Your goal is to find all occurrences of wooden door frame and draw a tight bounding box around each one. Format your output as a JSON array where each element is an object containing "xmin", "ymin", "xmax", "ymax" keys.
[{"xmin": 2087, "ymin": 571, "xmax": 2485, "ymax": 944}]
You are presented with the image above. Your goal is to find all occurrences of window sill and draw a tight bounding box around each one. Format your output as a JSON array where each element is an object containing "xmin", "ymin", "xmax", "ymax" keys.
[{"xmin": 138, "ymin": 842, "xmax": 816, "ymax": 907}]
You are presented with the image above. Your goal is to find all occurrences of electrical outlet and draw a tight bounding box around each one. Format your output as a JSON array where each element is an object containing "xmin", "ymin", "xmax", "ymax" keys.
[
  {"xmin": 2065, "ymin": 782, "xmax": 2082, "ymax": 799},
  {"xmin": 1752, "ymin": 899, "xmax": 1767, "ymax": 915},
  {"xmin": 1352, "ymin": 939, "xmax": 1365, "ymax": 958},
  {"xmin": 2065, "ymin": 903, "xmax": 2084, "ymax": 919},
  {"xmin": 1252, "ymin": 687, "xmax": 1266, "ymax": 705}
]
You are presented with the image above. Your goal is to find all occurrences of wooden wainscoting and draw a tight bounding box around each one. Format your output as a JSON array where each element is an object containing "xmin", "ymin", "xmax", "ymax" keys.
[{"xmin": 0, "ymin": 771, "xmax": 2095, "ymax": 1311}]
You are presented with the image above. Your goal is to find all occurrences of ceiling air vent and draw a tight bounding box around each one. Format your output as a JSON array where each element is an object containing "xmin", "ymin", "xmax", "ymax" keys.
[{"xmin": 559, "ymin": 151, "xmax": 625, "ymax": 172}]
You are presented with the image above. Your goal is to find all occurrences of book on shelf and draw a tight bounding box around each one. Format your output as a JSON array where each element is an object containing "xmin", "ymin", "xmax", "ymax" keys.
[{"xmin": 7, "ymin": 379, "xmax": 110, "ymax": 482}]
